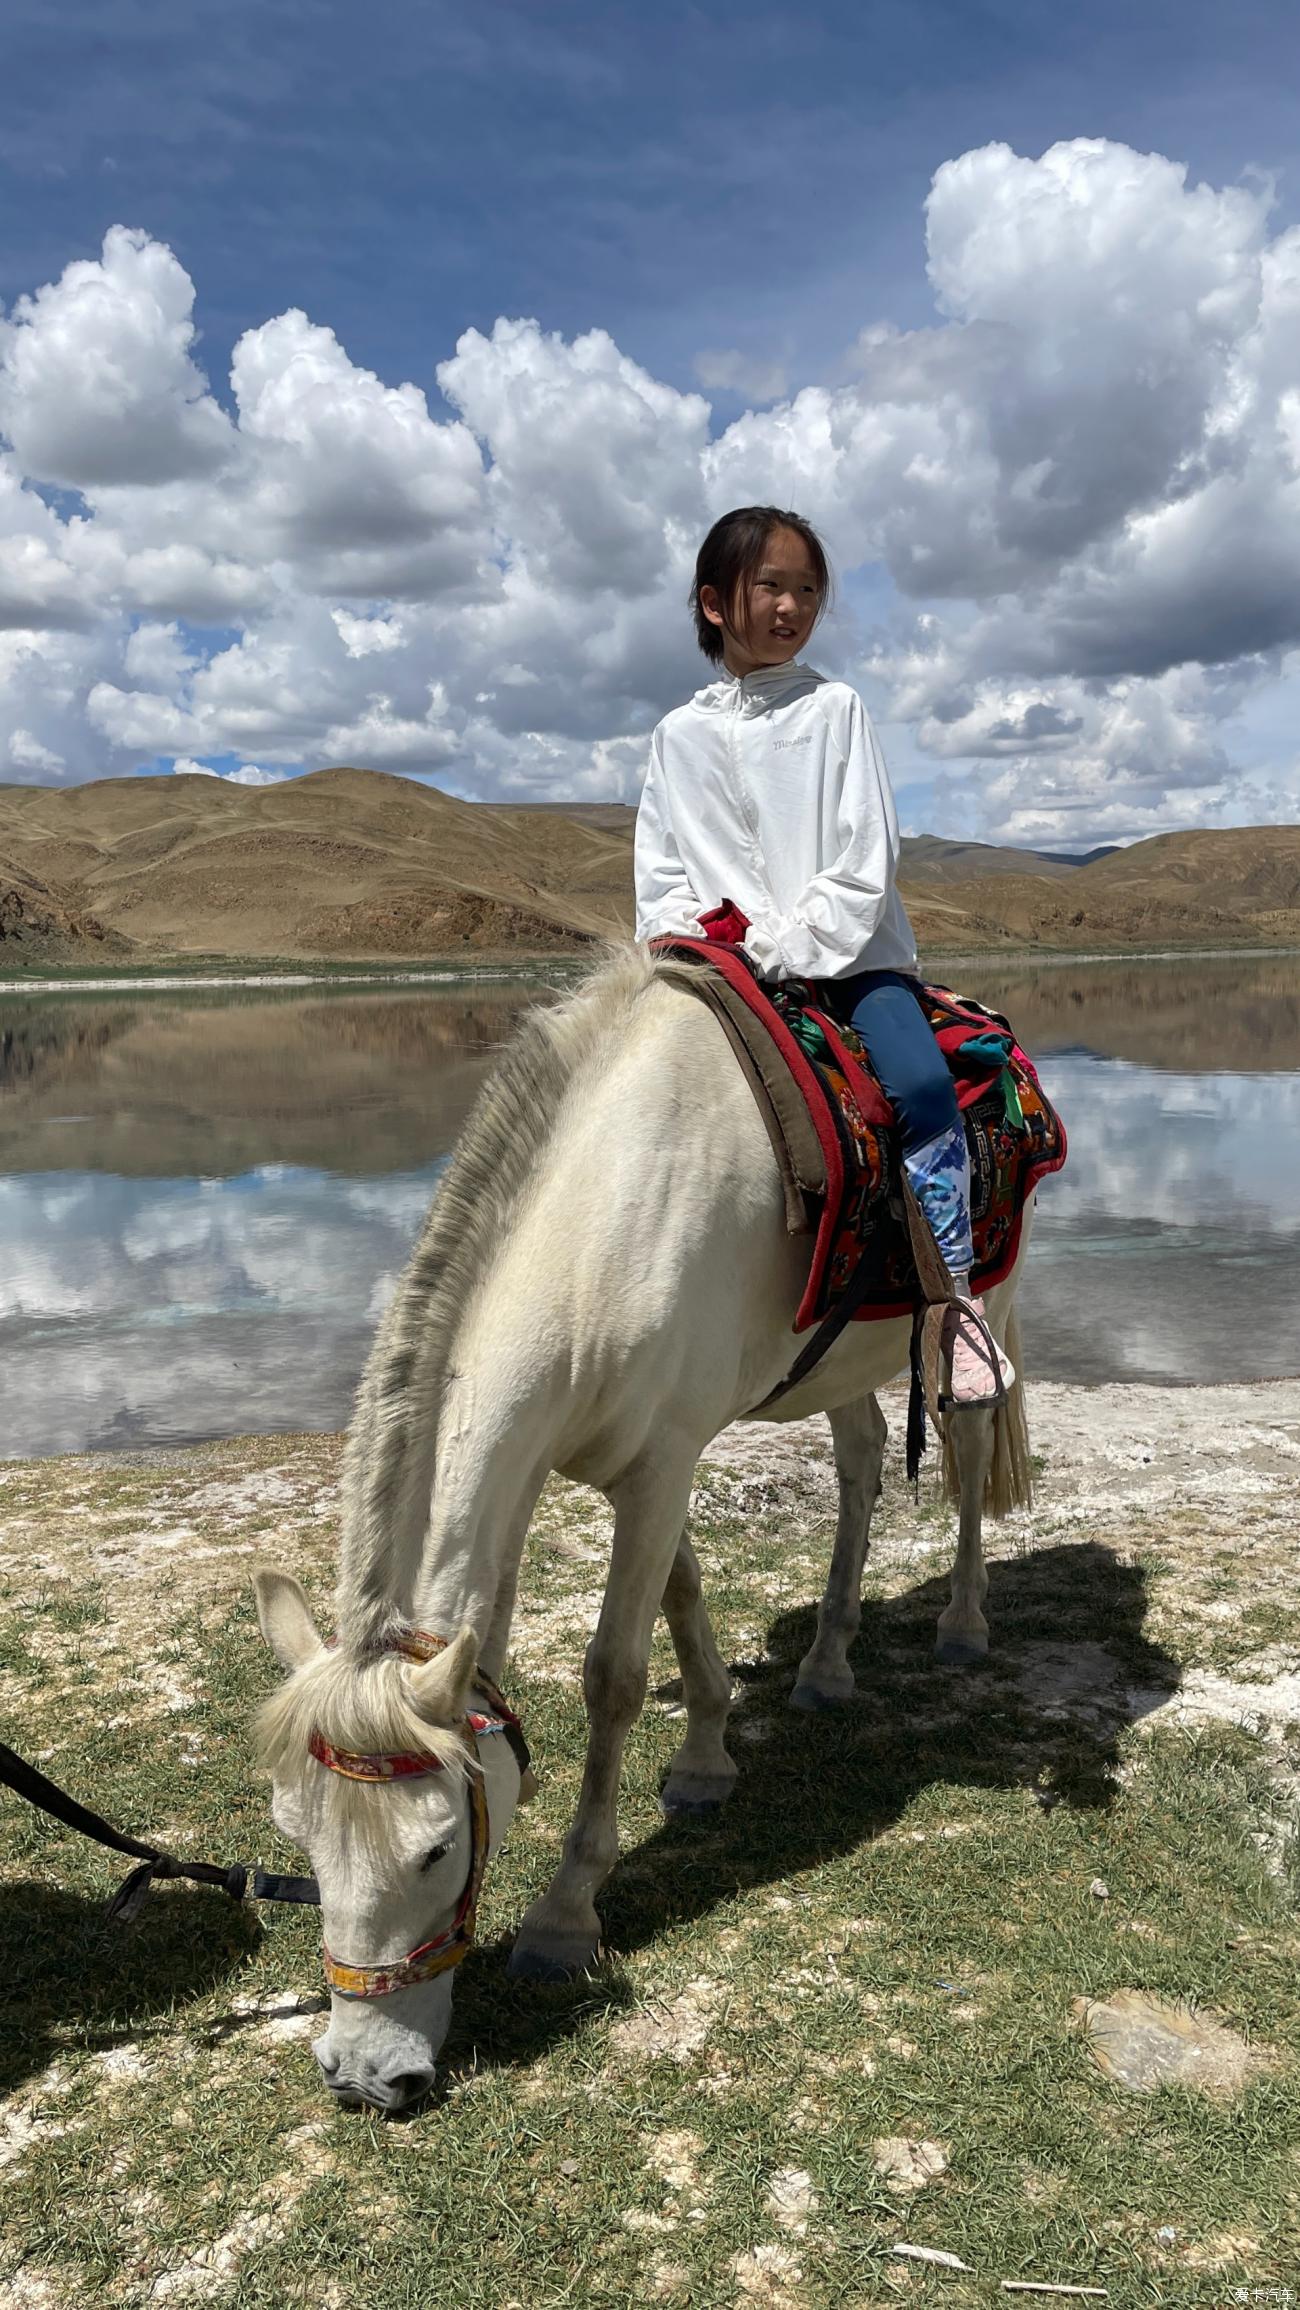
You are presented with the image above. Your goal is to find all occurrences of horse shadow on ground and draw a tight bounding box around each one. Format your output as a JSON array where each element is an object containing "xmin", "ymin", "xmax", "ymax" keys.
[
  {"xmin": 446, "ymin": 1538, "xmax": 1180, "ymax": 2078},
  {"xmin": 0, "ymin": 1878, "xmax": 258, "ymax": 2099}
]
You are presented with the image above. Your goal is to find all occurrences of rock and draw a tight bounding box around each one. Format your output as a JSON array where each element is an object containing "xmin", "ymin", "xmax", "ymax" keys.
[
  {"xmin": 873, "ymin": 2137, "xmax": 950, "ymax": 2194},
  {"xmin": 1072, "ymin": 1990, "xmax": 1269, "ymax": 2097}
]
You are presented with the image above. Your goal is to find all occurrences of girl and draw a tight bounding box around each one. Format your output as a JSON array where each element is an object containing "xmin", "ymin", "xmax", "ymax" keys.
[{"xmin": 634, "ymin": 503, "xmax": 1012, "ymax": 1405}]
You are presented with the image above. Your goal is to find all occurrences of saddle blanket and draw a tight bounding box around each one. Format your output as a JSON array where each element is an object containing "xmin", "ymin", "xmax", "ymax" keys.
[{"xmin": 650, "ymin": 937, "xmax": 1067, "ymax": 1333}]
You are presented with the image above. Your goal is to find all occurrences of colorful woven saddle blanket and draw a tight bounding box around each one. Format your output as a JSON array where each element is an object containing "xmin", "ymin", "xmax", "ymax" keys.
[{"xmin": 650, "ymin": 937, "xmax": 1067, "ymax": 1333}]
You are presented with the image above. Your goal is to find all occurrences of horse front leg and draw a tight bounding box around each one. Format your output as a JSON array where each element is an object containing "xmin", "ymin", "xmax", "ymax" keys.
[
  {"xmin": 660, "ymin": 1530, "xmax": 738, "ymax": 1815},
  {"xmin": 792, "ymin": 1393, "xmax": 887, "ymax": 1711},
  {"xmin": 935, "ymin": 1407, "xmax": 994, "ymax": 1665},
  {"xmin": 508, "ymin": 1452, "xmax": 696, "ymax": 1981}
]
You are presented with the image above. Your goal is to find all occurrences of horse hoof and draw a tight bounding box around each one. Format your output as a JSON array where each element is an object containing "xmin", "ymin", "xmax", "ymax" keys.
[
  {"xmin": 935, "ymin": 1638, "xmax": 988, "ymax": 1668},
  {"xmin": 661, "ymin": 1781, "xmax": 731, "ymax": 1817},
  {"xmin": 789, "ymin": 1680, "xmax": 851, "ymax": 1713},
  {"xmin": 506, "ymin": 1936, "xmax": 598, "ymax": 1984}
]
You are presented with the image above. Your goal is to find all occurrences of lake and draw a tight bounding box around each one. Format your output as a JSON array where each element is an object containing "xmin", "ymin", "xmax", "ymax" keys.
[{"xmin": 2, "ymin": 955, "xmax": 1298, "ymax": 1457}]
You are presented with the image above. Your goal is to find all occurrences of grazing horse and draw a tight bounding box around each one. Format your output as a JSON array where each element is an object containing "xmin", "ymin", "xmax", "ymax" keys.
[{"xmin": 253, "ymin": 946, "xmax": 1031, "ymax": 2110}]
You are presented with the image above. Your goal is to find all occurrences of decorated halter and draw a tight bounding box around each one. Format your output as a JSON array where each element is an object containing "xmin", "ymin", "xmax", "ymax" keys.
[{"xmin": 310, "ymin": 1627, "xmax": 530, "ymax": 2001}]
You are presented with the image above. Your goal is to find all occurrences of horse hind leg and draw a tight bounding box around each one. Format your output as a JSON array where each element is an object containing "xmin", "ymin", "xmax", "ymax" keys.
[
  {"xmin": 660, "ymin": 1530, "xmax": 738, "ymax": 1816},
  {"xmin": 508, "ymin": 1448, "xmax": 697, "ymax": 1982},
  {"xmin": 935, "ymin": 1406, "xmax": 995, "ymax": 1666},
  {"xmin": 791, "ymin": 1393, "xmax": 887, "ymax": 1711}
]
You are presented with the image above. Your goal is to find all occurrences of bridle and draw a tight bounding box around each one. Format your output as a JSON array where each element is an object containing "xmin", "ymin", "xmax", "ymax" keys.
[
  {"xmin": 310, "ymin": 1626, "xmax": 531, "ymax": 2002},
  {"xmin": 0, "ymin": 1625, "xmax": 530, "ymax": 1968}
]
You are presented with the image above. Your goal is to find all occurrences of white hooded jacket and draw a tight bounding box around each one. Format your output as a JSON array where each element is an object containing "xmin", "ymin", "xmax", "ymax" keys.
[{"xmin": 633, "ymin": 659, "xmax": 918, "ymax": 982}]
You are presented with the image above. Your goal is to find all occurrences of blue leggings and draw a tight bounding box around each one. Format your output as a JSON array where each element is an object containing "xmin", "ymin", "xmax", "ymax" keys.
[{"xmin": 824, "ymin": 969, "xmax": 958, "ymax": 1152}]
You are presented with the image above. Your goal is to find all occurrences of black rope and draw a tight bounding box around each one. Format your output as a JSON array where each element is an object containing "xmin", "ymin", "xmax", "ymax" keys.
[{"xmin": 0, "ymin": 1738, "xmax": 318, "ymax": 1920}]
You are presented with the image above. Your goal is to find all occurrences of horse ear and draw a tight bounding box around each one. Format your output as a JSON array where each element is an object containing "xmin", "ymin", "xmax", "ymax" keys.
[
  {"xmin": 407, "ymin": 1625, "xmax": 478, "ymax": 1725},
  {"xmin": 252, "ymin": 1570, "xmax": 324, "ymax": 1670}
]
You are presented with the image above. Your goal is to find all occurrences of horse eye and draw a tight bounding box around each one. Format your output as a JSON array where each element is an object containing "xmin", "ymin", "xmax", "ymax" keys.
[{"xmin": 418, "ymin": 1843, "xmax": 451, "ymax": 1874}]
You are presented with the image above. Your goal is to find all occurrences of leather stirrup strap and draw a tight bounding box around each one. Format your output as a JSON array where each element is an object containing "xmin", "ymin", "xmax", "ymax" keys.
[
  {"xmin": 902, "ymin": 1180, "xmax": 956, "ymax": 1482},
  {"xmin": 901, "ymin": 1179, "xmax": 957, "ymax": 1311}
]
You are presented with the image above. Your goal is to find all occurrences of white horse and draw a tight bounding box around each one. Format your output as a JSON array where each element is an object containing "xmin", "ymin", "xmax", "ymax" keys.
[{"xmin": 253, "ymin": 946, "xmax": 1032, "ymax": 2110}]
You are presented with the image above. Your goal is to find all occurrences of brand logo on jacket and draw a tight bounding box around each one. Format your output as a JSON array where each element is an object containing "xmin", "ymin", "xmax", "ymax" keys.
[{"xmin": 773, "ymin": 734, "xmax": 812, "ymax": 751}]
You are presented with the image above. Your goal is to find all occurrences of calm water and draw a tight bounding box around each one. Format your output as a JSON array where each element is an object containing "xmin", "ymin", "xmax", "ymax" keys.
[{"xmin": 2, "ymin": 956, "xmax": 1298, "ymax": 1457}]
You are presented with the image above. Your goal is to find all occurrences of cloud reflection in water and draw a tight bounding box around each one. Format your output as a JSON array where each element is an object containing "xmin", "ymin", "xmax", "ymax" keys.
[
  {"xmin": 1019, "ymin": 1058, "xmax": 1300, "ymax": 1385},
  {"xmin": 3, "ymin": 968, "xmax": 1299, "ymax": 1456},
  {"xmin": 0, "ymin": 1163, "xmax": 443, "ymax": 1456}
]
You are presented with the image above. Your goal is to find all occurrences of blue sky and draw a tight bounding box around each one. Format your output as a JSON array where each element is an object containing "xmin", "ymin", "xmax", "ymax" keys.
[
  {"xmin": 6, "ymin": 0, "xmax": 1298, "ymax": 404},
  {"xmin": 3, "ymin": 0, "xmax": 1300, "ymax": 840}
]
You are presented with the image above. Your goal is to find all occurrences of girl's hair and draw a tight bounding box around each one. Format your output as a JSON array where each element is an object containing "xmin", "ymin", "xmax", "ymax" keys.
[{"xmin": 690, "ymin": 506, "xmax": 831, "ymax": 664}]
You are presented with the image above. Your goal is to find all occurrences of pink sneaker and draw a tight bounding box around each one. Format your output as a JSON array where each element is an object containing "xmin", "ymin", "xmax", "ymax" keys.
[{"xmin": 943, "ymin": 1296, "xmax": 1016, "ymax": 1409}]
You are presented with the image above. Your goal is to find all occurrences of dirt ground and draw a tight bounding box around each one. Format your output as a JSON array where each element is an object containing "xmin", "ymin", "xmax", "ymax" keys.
[
  {"xmin": 2, "ymin": 1377, "xmax": 1297, "ymax": 1823},
  {"xmin": 1, "ymin": 1379, "xmax": 1298, "ymax": 2308}
]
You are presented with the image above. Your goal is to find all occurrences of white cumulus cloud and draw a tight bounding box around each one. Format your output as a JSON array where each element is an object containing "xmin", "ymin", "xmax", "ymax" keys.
[{"xmin": 0, "ymin": 145, "xmax": 1298, "ymax": 840}]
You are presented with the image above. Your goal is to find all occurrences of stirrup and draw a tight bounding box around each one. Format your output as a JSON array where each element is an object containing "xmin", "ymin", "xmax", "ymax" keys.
[{"xmin": 936, "ymin": 1297, "xmax": 1013, "ymax": 1414}]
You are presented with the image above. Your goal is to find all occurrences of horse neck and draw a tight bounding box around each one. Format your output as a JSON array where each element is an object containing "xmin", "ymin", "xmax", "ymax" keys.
[
  {"xmin": 335, "ymin": 956, "xmax": 659, "ymax": 1656},
  {"xmin": 336, "ymin": 957, "xmax": 763, "ymax": 1663},
  {"xmin": 407, "ymin": 1380, "xmax": 539, "ymax": 1669}
]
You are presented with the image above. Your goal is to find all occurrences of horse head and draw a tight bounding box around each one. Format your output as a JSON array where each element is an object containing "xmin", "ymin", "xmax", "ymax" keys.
[{"xmin": 251, "ymin": 1570, "xmax": 523, "ymax": 2111}]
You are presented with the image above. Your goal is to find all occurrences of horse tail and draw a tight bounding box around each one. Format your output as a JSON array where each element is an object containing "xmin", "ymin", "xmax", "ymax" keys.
[{"xmin": 940, "ymin": 1301, "xmax": 1032, "ymax": 1516}]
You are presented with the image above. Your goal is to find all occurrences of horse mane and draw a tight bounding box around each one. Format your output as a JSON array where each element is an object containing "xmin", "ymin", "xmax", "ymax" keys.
[
  {"xmin": 256, "ymin": 1648, "xmax": 472, "ymax": 1807},
  {"xmin": 337, "ymin": 941, "xmax": 661, "ymax": 1647}
]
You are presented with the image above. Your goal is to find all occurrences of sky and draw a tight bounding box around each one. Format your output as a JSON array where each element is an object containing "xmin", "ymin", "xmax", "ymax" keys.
[{"xmin": 4, "ymin": 0, "xmax": 1300, "ymax": 843}]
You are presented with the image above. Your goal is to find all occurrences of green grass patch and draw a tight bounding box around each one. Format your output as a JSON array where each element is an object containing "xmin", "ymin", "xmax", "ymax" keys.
[{"xmin": 1, "ymin": 1434, "xmax": 1297, "ymax": 2306}]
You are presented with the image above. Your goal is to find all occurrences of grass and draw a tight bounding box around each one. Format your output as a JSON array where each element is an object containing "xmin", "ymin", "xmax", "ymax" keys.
[{"xmin": 1, "ymin": 1407, "xmax": 1298, "ymax": 2307}]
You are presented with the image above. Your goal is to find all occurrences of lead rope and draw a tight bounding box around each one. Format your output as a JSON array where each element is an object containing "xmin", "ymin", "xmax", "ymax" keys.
[{"xmin": 0, "ymin": 1738, "xmax": 318, "ymax": 1921}]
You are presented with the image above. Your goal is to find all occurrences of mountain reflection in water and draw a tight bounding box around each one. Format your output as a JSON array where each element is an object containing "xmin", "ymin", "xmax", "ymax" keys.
[
  {"xmin": 1, "ymin": 956, "xmax": 1297, "ymax": 1455},
  {"xmin": 958, "ymin": 951, "xmax": 1300, "ymax": 1072}
]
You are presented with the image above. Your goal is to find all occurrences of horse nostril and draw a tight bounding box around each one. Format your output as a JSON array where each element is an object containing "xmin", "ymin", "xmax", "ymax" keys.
[
  {"xmin": 388, "ymin": 2069, "xmax": 435, "ymax": 2108},
  {"xmin": 313, "ymin": 2042, "xmax": 341, "ymax": 2080}
]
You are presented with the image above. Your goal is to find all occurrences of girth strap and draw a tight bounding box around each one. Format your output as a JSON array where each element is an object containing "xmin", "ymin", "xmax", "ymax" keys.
[{"xmin": 749, "ymin": 1219, "xmax": 891, "ymax": 1413}]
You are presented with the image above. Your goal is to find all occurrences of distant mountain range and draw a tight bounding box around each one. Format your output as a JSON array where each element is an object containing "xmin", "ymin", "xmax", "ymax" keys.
[{"xmin": 0, "ymin": 767, "xmax": 1296, "ymax": 967}]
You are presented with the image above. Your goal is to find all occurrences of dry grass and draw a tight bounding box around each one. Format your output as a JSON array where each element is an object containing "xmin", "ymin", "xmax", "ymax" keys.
[{"xmin": 1, "ymin": 1382, "xmax": 1298, "ymax": 2306}]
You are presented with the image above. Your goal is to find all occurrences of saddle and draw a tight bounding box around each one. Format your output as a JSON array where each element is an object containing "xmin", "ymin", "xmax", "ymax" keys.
[{"xmin": 650, "ymin": 936, "xmax": 1067, "ymax": 1425}]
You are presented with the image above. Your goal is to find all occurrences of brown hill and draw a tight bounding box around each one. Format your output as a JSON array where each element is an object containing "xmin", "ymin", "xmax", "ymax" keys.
[
  {"xmin": 0, "ymin": 854, "xmax": 129, "ymax": 965},
  {"xmin": 0, "ymin": 768, "xmax": 635, "ymax": 962},
  {"xmin": 0, "ymin": 770, "xmax": 1294, "ymax": 964},
  {"xmin": 914, "ymin": 827, "xmax": 1300, "ymax": 951},
  {"xmin": 899, "ymin": 834, "xmax": 1112, "ymax": 882},
  {"xmin": 518, "ymin": 817, "xmax": 1107, "ymax": 883}
]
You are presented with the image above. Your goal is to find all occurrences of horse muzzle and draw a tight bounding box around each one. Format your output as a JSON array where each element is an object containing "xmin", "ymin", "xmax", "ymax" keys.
[{"xmin": 314, "ymin": 2030, "xmax": 436, "ymax": 2112}]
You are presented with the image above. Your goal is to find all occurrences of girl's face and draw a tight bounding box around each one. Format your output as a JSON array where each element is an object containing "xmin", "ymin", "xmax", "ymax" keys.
[{"xmin": 701, "ymin": 524, "xmax": 823, "ymax": 677}]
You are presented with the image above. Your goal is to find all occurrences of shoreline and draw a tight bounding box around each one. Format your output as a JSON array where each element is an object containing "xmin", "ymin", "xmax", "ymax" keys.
[
  {"xmin": 4, "ymin": 941, "xmax": 1299, "ymax": 995},
  {"xmin": 4, "ymin": 1371, "xmax": 1299, "ymax": 1470},
  {"xmin": 0, "ymin": 961, "xmax": 569, "ymax": 995}
]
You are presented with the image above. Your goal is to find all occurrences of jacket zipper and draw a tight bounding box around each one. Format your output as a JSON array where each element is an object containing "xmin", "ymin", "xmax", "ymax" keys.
[{"xmin": 724, "ymin": 683, "xmax": 772, "ymax": 887}]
